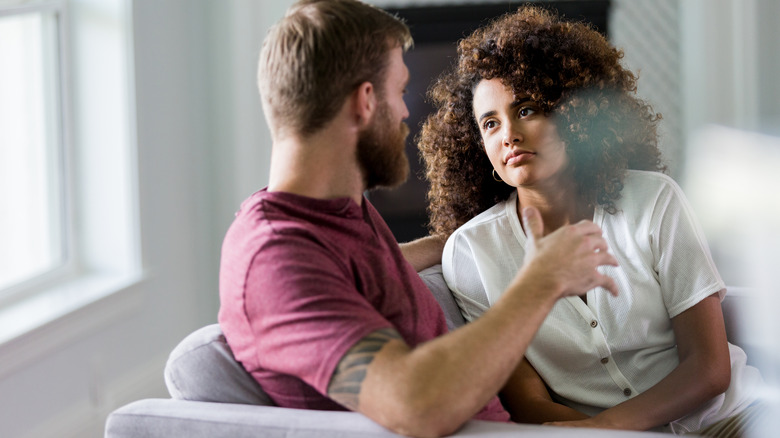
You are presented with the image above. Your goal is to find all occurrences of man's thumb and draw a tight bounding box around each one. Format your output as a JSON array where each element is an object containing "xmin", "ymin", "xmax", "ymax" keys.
[{"xmin": 522, "ymin": 206, "xmax": 544, "ymax": 243}]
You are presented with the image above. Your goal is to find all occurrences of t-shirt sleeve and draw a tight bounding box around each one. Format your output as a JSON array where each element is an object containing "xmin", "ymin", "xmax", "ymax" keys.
[
  {"xmin": 442, "ymin": 231, "xmax": 491, "ymax": 322},
  {"xmin": 650, "ymin": 177, "xmax": 726, "ymax": 318},
  {"xmin": 243, "ymin": 232, "xmax": 393, "ymax": 396}
]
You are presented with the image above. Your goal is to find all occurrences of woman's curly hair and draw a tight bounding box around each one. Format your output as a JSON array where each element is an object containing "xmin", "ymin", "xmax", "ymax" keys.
[{"xmin": 418, "ymin": 6, "xmax": 666, "ymax": 237}]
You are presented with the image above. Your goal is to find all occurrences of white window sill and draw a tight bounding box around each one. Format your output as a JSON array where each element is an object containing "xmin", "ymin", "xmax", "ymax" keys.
[{"xmin": 0, "ymin": 271, "xmax": 146, "ymax": 379}]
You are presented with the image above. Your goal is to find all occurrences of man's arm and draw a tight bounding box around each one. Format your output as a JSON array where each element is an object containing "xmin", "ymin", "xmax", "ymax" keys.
[
  {"xmin": 398, "ymin": 234, "xmax": 446, "ymax": 272},
  {"xmin": 327, "ymin": 207, "xmax": 619, "ymax": 438},
  {"xmin": 327, "ymin": 328, "xmax": 401, "ymax": 410}
]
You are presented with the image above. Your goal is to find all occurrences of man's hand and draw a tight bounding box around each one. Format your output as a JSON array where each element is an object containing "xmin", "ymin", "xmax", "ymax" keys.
[{"xmin": 520, "ymin": 206, "xmax": 619, "ymax": 298}]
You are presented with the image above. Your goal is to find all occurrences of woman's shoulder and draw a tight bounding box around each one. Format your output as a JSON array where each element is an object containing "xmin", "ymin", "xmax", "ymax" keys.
[
  {"xmin": 619, "ymin": 170, "xmax": 683, "ymax": 205},
  {"xmin": 446, "ymin": 192, "xmax": 520, "ymax": 258},
  {"xmin": 624, "ymin": 169, "xmax": 678, "ymax": 189},
  {"xmin": 452, "ymin": 192, "xmax": 517, "ymax": 235}
]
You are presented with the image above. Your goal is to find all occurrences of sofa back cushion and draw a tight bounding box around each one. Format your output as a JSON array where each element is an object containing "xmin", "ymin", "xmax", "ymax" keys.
[
  {"xmin": 163, "ymin": 264, "xmax": 464, "ymax": 404},
  {"xmin": 419, "ymin": 264, "xmax": 466, "ymax": 330},
  {"xmin": 164, "ymin": 324, "xmax": 275, "ymax": 405}
]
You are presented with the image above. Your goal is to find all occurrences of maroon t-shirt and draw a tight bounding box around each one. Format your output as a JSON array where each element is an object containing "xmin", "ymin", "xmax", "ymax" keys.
[{"xmin": 218, "ymin": 189, "xmax": 509, "ymax": 421}]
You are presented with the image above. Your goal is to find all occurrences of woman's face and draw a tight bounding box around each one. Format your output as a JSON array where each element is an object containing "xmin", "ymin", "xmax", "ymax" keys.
[{"xmin": 472, "ymin": 78, "xmax": 568, "ymax": 189}]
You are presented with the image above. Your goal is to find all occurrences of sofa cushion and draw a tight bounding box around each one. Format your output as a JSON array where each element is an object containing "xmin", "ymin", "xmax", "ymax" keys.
[
  {"xmin": 164, "ymin": 264, "xmax": 463, "ymax": 404},
  {"xmin": 419, "ymin": 264, "xmax": 466, "ymax": 331},
  {"xmin": 164, "ymin": 324, "xmax": 274, "ymax": 405}
]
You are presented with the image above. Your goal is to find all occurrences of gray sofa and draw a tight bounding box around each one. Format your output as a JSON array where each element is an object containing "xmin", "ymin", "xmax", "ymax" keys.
[{"xmin": 105, "ymin": 265, "xmax": 756, "ymax": 437}]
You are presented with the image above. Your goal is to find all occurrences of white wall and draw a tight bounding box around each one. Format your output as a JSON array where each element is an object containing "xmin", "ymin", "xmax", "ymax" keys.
[
  {"xmin": 679, "ymin": 0, "xmax": 780, "ymax": 286},
  {"xmin": 681, "ymin": 0, "xmax": 780, "ymax": 137},
  {"xmin": 206, "ymin": 0, "xmax": 293, "ymax": 259},
  {"xmin": 609, "ymin": 0, "xmax": 684, "ymax": 176}
]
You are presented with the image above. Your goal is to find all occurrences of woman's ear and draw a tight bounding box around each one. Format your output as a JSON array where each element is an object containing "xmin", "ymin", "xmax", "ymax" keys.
[{"xmin": 352, "ymin": 81, "xmax": 376, "ymax": 128}]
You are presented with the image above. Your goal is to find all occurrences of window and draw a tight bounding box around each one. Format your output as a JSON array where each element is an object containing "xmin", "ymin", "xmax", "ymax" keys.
[
  {"xmin": 0, "ymin": 0, "xmax": 68, "ymax": 299},
  {"xmin": 0, "ymin": 0, "xmax": 141, "ymax": 348}
]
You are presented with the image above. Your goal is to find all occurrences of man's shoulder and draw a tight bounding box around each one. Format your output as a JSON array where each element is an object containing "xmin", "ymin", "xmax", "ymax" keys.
[
  {"xmin": 222, "ymin": 193, "xmax": 335, "ymax": 270},
  {"xmin": 230, "ymin": 189, "xmax": 338, "ymax": 238}
]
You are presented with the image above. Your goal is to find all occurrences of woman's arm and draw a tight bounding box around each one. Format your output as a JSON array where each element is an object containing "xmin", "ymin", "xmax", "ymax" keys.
[
  {"xmin": 549, "ymin": 292, "xmax": 731, "ymax": 431},
  {"xmin": 500, "ymin": 357, "xmax": 589, "ymax": 424}
]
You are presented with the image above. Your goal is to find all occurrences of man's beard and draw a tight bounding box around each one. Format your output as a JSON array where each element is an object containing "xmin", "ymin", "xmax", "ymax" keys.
[{"xmin": 356, "ymin": 101, "xmax": 410, "ymax": 191}]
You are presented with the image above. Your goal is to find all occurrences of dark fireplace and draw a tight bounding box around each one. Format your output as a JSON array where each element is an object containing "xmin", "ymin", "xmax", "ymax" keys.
[{"xmin": 367, "ymin": 0, "xmax": 611, "ymax": 242}]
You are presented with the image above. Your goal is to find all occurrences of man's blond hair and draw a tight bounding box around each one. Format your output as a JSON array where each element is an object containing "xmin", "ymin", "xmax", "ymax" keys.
[{"xmin": 258, "ymin": 0, "xmax": 412, "ymax": 137}]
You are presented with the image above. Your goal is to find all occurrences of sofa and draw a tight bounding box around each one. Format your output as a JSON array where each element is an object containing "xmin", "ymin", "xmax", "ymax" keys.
[{"xmin": 104, "ymin": 265, "xmax": 761, "ymax": 437}]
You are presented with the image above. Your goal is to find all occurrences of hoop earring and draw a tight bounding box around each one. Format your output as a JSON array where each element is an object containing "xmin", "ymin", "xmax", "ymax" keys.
[{"xmin": 492, "ymin": 169, "xmax": 503, "ymax": 182}]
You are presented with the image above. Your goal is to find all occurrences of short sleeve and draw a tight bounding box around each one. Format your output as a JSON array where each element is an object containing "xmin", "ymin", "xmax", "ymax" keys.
[
  {"xmin": 442, "ymin": 199, "xmax": 526, "ymax": 323},
  {"xmin": 650, "ymin": 177, "xmax": 726, "ymax": 318},
  {"xmin": 244, "ymin": 232, "xmax": 393, "ymax": 396}
]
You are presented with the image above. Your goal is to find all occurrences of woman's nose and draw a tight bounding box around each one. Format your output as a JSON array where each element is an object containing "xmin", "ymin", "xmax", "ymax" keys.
[{"xmin": 502, "ymin": 124, "xmax": 522, "ymax": 145}]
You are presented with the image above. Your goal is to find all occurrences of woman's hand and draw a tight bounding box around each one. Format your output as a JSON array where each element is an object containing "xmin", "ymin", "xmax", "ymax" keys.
[
  {"xmin": 500, "ymin": 358, "xmax": 589, "ymax": 424},
  {"xmin": 545, "ymin": 417, "xmax": 617, "ymax": 429}
]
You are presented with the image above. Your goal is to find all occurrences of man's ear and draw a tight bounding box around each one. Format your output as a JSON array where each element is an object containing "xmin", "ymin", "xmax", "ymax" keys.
[{"xmin": 352, "ymin": 81, "xmax": 376, "ymax": 128}]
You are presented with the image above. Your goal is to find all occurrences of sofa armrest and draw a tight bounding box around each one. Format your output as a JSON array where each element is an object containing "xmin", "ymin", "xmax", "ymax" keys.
[
  {"xmin": 105, "ymin": 399, "xmax": 400, "ymax": 438},
  {"xmin": 105, "ymin": 398, "xmax": 672, "ymax": 438}
]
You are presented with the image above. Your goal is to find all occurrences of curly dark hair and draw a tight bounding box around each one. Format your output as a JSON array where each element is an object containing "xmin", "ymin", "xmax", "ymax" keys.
[{"xmin": 418, "ymin": 5, "xmax": 666, "ymax": 237}]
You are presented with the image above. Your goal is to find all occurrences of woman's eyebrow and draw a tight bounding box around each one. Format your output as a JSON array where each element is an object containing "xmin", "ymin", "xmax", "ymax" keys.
[
  {"xmin": 477, "ymin": 110, "xmax": 497, "ymax": 123},
  {"xmin": 511, "ymin": 97, "xmax": 533, "ymax": 108}
]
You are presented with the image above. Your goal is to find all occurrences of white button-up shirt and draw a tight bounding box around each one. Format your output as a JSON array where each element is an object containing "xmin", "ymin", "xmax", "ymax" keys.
[{"xmin": 443, "ymin": 170, "xmax": 761, "ymax": 434}]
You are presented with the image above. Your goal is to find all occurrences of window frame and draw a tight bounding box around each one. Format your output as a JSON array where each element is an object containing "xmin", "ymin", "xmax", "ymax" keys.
[
  {"xmin": 0, "ymin": 0, "xmax": 143, "ymax": 365},
  {"xmin": 0, "ymin": 0, "xmax": 78, "ymax": 306}
]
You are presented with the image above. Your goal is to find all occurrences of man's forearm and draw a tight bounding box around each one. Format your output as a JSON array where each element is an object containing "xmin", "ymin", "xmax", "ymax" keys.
[
  {"xmin": 359, "ymin": 276, "xmax": 560, "ymax": 437},
  {"xmin": 399, "ymin": 234, "xmax": 446, "ymax": 271}
]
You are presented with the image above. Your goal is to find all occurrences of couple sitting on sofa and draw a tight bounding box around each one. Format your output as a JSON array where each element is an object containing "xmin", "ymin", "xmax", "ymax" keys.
[{"xmin": 217, "ymin": 1, "xmax": 764, "ymax": 437}]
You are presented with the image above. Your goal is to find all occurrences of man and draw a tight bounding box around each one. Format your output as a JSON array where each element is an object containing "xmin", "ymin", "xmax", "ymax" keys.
[{"xmin": 218, "ymin": 1, "xmax": 618, "ymax": 437}]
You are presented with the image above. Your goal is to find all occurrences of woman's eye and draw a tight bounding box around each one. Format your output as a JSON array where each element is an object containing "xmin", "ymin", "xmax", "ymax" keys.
[
  {"xmin": 519, "ymin": 107, "xmax": 536, "ymax": 118},
  {"xmin": 484, "ymin": 120, "xmax": 497, "ymax": 130}
]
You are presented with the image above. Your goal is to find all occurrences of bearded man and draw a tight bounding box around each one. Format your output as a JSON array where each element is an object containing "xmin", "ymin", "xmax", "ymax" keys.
[{"xmin": 218, "ymin": 1, "xmax": 618, "ymax": 436}]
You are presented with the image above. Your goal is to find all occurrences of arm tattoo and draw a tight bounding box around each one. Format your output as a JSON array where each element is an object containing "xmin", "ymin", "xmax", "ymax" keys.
[{"xmin": 327, "ymin": 328, "xmax": 401, "ymax": 411}]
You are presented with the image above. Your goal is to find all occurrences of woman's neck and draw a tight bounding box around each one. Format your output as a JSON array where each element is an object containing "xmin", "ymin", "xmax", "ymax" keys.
[{"xmin": 515, "ymin": 176, "xmax": 592, "ymax": 236}]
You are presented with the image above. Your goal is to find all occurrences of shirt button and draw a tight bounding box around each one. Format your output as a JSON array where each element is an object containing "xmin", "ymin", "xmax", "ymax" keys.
[
  {"xmin": 590, "ymin": 320, "xmax": 598, "ymax": 328},
  {"xmin": 600, "ymin": 357, "xmax": 609, "ymax": 364},
  {"xmin": 623, "ymin": 388, "xmax": 632, "ymax": 396}
]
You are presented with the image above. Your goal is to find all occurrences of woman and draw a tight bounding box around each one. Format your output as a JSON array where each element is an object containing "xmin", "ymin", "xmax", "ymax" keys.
[{"xmin": 418, "ymin": 6, "xmax": 763, "ymax": 436}]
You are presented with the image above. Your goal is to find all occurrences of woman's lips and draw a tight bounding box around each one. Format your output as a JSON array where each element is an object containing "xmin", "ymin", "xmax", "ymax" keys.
[{"xmin": 505, "ymin": 150, "xmax": 535, "ymax": 166}]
